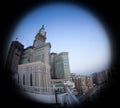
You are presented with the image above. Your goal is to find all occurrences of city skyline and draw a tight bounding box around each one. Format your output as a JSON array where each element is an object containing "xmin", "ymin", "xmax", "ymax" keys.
[{"xmin": 9, "ymin": 3, "xmax": 111, "ymax": 75}]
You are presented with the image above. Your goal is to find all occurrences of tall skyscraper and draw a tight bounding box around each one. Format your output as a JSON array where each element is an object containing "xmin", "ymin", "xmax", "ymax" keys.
[
  {"xmin": 50, "ymin": 52, "xmax": 71, "ymax": 79},
  {"xmin": 50, "ymin": 52, "xmax": 57, "ymax": 79},
  {"xmin": 54, "ymin": 52, "xmax": 71, "ymax": 79},
  {"xmin": 18, "ymin": 25, "xmax": 51, "ymax": 93},
  {"xmin": 6, "ymin": 25, "xmax": 71, "ymax": 94}
]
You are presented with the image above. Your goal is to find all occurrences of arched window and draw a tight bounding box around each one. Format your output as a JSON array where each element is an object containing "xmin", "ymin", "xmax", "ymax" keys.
[
  {"xmin": 23, "ymin": 74, "xmax": 25, "ymax": 85},
  {"xmin": 30, "ymin": 73, "xmax": 32, "ymax": 86}
]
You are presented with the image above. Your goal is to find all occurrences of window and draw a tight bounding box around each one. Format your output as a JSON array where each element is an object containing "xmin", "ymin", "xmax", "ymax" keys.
[
  {"xmin": 23, "ymin": 74, "xmax": 25, "ymax": 85},
  {"xmin": 30, "ymin": 73, "xmax": 32, "ymax": 86}
]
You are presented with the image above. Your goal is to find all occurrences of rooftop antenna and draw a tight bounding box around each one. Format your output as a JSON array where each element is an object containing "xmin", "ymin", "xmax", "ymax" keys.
[{"xmin": 42, "ymin": 24, "xmax": 44, "ymax": 29}]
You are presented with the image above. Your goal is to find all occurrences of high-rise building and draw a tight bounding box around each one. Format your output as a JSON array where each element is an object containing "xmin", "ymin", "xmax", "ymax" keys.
[
  {"xmin": 50, "ymin": 52, "xmax": 57, "ymax": 79},
  {"xmin": 54, "ymin": 52, "xmax": 71, "ymax": 79},
  {"xmin": 50, "ymin": 52, "xmax": 71, "ymax": 79},
  {"xmin": 86, "ymin": 76, "xmax": 93, "ymax": 89},
  {"xmin": 6, "ymin": 25, "xmax": 71, "ymax": 94},
  {"xmin": 6, "ymin": 41, "xmax": 24, "ymax": 80},
  {"xmin": 73, "ymin": 75, "xmax": 93, "ymax": 93},
  {"xmin": 17, "ymin": 25, "xmax": 51, "ymax": 93},
  {"xmin": 92, "ymin": 70, "xmax": 109, "ymax": 85}
]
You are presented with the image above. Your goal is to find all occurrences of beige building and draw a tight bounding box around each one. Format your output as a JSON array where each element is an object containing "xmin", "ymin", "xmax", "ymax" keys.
[
  {"xmin": 6, "ymin": 25, "xmax": 71, "ymax": 95},
  {"xmin": 86, "ymin": 76, "xmax": 93, "ymax": 89},
  {"xmin": 71, "ymin": 75, "xmax": 93, "ymax": 94},
  {"xmin": 16, "ymin": 25, "xmax": 53, "ymax": 94},
  {"xmin": 17, "ymin": 61, "xmax": 52, "ymax": 94}
]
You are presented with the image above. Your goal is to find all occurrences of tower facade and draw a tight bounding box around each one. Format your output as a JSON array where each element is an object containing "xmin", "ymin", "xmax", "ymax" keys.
[
  {"xmin": 18, "ymin": 25, "xmax": 51, "ymax": 93},
  {"xmin": 6, "ymin": 25, "xmax": 71, "ymax": 94},
  {"xmin": 33, "ymin": 25, "xmax": 46, "ymax": 48}
]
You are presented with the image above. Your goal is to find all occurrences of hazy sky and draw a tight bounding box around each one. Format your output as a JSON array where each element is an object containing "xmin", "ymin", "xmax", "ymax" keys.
[{"xmin": 10, "ymin": 3, "xmax": 111, "ymax": 75}]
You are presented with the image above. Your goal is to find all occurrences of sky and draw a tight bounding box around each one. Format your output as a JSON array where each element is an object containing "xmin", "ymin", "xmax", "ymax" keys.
[{"xmin": 10, "ymin": 3, "xmax": 111, "ymax": 75}]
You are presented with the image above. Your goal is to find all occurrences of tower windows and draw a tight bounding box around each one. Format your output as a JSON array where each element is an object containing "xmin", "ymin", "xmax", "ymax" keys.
[
  {"xmin": 23, "ymin": 74, "xmax": 25, "ymax": 85},
  {"xmin": 30, "ymin": 73, "xmax": 32, "ymax": 86}
]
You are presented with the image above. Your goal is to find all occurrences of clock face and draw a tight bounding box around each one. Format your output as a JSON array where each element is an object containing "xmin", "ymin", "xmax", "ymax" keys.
[{"xmin": 40, "ymin": 30, "xmax": 45, "ymax": 36}]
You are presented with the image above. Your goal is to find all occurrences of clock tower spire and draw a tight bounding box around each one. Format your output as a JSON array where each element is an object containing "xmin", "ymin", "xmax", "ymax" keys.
[{"xmin": 33, "ymin": 25, "xmax": 46, "ymax": 48}]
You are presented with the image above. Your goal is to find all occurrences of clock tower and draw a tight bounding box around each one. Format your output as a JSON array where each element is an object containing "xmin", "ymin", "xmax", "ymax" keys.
[{"xmin": 33, "ymin": 25, "xmax": 46, "ymax": 48}]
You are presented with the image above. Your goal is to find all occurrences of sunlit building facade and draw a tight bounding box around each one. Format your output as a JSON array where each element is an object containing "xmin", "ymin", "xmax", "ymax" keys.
[
  {"xmin": 16, "ymin": 25, "xmax": 52, "ymax": 93},
  {"xmin": 71, "ymin": 75, "xmax": 93, "ymax": 94},
  {"xmin": 6, "ymin": 25, "xmax": 71, "ymax": 94}
]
